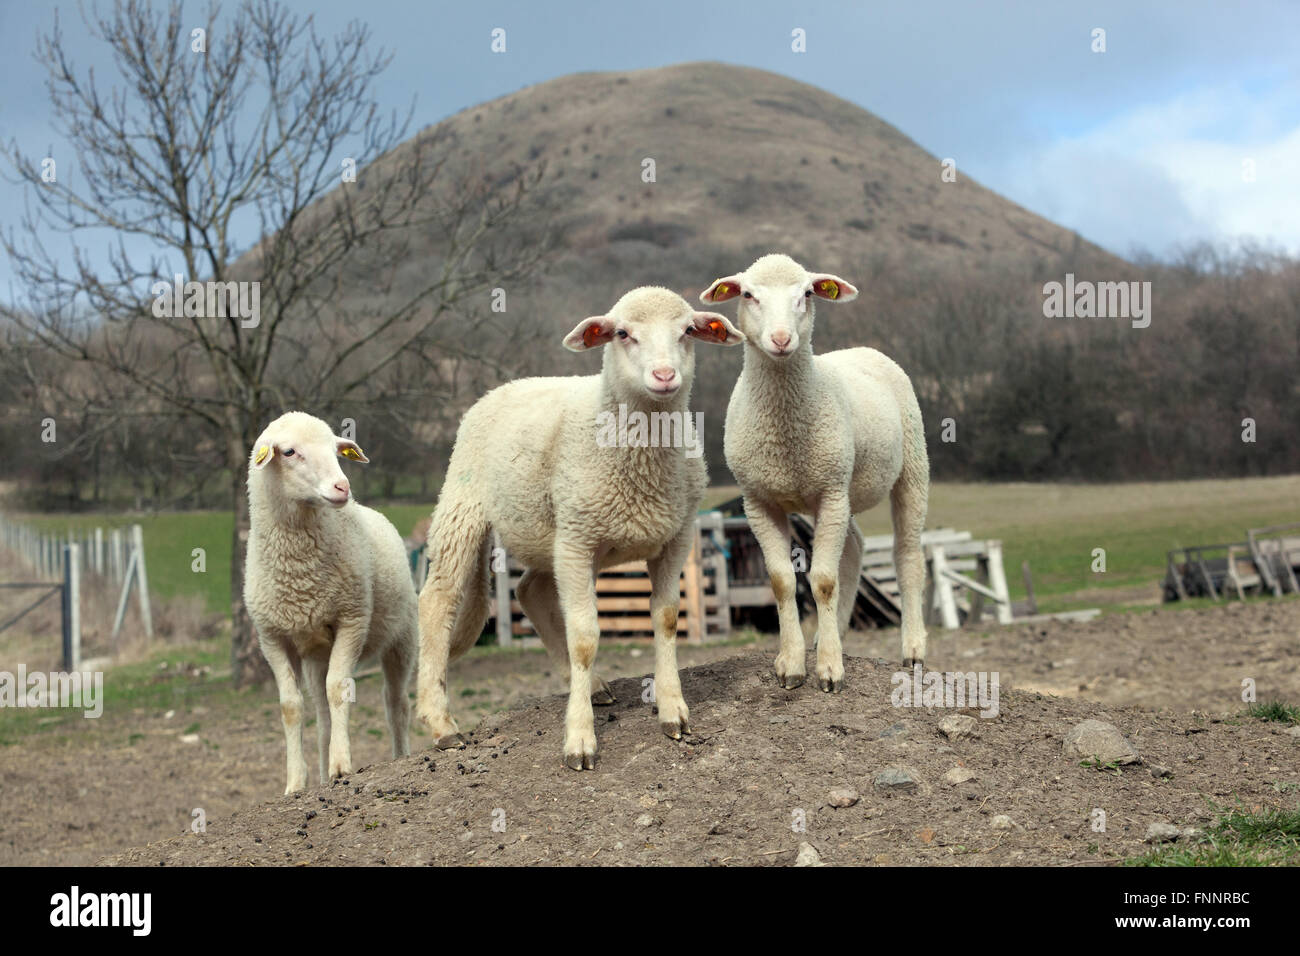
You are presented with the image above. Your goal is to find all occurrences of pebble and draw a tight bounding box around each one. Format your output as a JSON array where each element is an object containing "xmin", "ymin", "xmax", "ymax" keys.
[{"xmin": 827, "ymin": 788, "xmax": 859, "ymax": 808}]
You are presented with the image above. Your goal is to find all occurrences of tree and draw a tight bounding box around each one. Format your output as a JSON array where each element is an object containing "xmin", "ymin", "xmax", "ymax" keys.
[{"xmin": 2, "ymin": 0, "xmax": 549, "ymax": 685}]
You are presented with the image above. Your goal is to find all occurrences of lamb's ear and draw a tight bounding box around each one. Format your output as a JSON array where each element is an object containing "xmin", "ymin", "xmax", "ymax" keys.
[
  {"xmin": 689, "ymin": 311, "xmax": 746, "ymax": 345},
  {"xmin": 700, "ymin": 276, "xmax": 743, "ymax": 304},
  {"xmin": 336, "ymin": 438, "xmax": 369, "ymax": 464},
  {"xmin": 809, "ymin": 274, "xmax": 859, "ymax": 302},
  {"xmin": 251, "ymin": 441, "xmax": 278, "ymax": 470},
  {"xmin": 563, "ymin": 316, "xmax": 615, "ymax": 352}
]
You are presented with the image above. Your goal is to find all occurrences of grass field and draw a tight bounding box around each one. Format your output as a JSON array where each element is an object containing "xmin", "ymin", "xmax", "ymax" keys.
[{"xmin": 12, "ymin": 475, "xmax": 1300, "ymax": 616}]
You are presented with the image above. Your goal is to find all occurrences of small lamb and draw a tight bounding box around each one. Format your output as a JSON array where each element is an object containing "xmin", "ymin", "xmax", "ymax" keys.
[
  {"xmin": 417, "ymin": 287, "xmax": 744, "ymax": 770},
  {"xmin": 702, "ymin": 254, "xmax": 930, "ymax": 688},
  {"xmin": 245, "ymin": 411, "xmax": 416, "ymax": 794}
]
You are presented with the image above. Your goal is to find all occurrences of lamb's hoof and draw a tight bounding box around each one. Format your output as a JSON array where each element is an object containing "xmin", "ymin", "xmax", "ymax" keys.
[
  {"xmin": 660, "ymin": 717, "xmax": 690, "ymax": 740},
  {"xmin": 434, "ymin": 733, "xmax": 466, "ymax": 751},
  {"xmin": 819, "ymin": 676, "xmax": 843, "ymax": 693},
  {"xmin": 591, "ymin": 685, "xmax": 617, "ymax": 706},
  {"xmin": 775, "ymin": 671, "xmax": 805, "ymax": 690},
  {"xmin": 902, "ymin": 657, "xmax": 925, "ymax": 670},
  {"xmin": 564, "ymin": 750, "xmax": 596, "ymax": 771}
]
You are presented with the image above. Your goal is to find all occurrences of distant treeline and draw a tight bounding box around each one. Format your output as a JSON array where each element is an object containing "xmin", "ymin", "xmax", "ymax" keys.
[{"xmin": 2, "ymin": 241, "xmax": 1297, "ymax": 511}]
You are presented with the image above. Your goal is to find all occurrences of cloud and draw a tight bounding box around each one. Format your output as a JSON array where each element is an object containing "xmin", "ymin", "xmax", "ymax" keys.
[{"xmin": 995, "ymin": 80, "xmax": 1300, "ymax": 258}]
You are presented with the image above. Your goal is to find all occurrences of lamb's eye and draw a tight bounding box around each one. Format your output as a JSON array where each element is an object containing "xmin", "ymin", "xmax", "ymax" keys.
[
  {"xmin": 283, "ymin": 448, "xmax": 295, "ymax": 458},
  {"xmin": 805, "ymin": 290, "xmax": 813, "ymax": 298},
  {"xmin": 742, "ymin": 291, "xmax": 752, "ymax": 299},
  {"xmin": 616, "ymin": 329, "xmax": 629, "ymax": 340}
]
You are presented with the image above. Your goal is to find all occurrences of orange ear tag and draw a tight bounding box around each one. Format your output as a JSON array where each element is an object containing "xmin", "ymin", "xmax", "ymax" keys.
[
  {"xmin": 706, "ymin": 319, "xmax": 727, "ymax": 342},
  {"xmin": 582, "ymin": 324, "xmax": 604, "ymax": 348},
  {"xmin": 820, "ymin": 280, "xmax": 838, "ymax": 299}
]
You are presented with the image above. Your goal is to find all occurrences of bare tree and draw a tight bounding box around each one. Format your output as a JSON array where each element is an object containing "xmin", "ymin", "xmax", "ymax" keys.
[{"xmin": 2, "ymin": 0, "xmax": 549, "ymax": 685}]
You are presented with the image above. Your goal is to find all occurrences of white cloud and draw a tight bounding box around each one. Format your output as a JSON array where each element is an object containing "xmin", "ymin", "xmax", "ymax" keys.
[{"xmin": 999, "ymin": 82, "xmax": 1300, "ymax": 258}]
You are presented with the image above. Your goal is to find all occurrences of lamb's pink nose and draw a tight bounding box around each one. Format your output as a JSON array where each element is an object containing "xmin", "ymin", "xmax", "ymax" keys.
[
  {"xmin": 770, "ymin": 331, "xmax": 791, "ymax": 350},
  {"xmin": 652, "ymin": 367, "xmax": 676, "ymax": 382},
  {"xmin": 333, "ymin": 479, "xmax": 350, "ymax": 497}
]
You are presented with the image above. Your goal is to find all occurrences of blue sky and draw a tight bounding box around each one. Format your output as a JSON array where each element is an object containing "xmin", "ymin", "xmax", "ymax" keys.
[{"xmin": 3, "ymin": 0, "xmax": 1298, "ymax": 295}]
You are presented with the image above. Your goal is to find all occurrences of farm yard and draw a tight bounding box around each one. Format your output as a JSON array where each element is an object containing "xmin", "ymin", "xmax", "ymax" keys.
[
  {"xmin": 2, "ymin": 0, "xmax": 1299, "ymax": 899},
  {"xmin": 2, "ymin": 476, "xmax": 1299, "ymax": 867}
]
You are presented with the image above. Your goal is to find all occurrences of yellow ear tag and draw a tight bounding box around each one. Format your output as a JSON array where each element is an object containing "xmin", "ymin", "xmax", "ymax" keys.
[
  {"xmin": 714, "ymin": 283, "xmax": 729, "ymax": 299},
  {"xmin": 254, "ymin": 445, "xmax": 269, "ymax": 465},
  {"xmin": 820, "ymin": 280, "xmax": 838, "ymax": 299},
  {"xmin": 341, "ymin": 447, "xmax": 362, "ymax": 461}
]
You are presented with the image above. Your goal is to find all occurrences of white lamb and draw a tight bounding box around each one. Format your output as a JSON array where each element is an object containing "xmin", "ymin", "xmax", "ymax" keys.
[
  {"xmin": 417, "ymin": 287, "xmax": 745, "ymax": 770},
  {"xmin": 701, "ymin": 253, "xmax": 930, "ymax": 689},
  {"xmin": 244, "ymin": 411, "xmax": 416, "ymax": 794}
]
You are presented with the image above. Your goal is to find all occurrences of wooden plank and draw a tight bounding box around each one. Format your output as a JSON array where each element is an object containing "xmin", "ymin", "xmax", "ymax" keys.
[
  {"xmin": 986, "ymin": 541, "xmax": 1013, "ymax": 624},
  {"xmin": 930, "ymin": 545, "xmax": 961, "ymax": 630}
]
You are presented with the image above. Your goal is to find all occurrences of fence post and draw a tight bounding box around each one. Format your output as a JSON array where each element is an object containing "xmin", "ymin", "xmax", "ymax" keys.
[
  {"xmin": 62, "ymin": 543, "xmax": 81, "ymax": 672},
  {"xmin": 94, "ymin": 527, "xmax": 104, "ymax": 575},
  {"xmin": 132, "ymin": 524, "xmax": 153, "ymax": 639}
]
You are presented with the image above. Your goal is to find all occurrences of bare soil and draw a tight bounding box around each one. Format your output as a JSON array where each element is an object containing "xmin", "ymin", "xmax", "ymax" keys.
[{"xmin": 4, "ymin": 599, "xmax": 1298, "ymax": 867}]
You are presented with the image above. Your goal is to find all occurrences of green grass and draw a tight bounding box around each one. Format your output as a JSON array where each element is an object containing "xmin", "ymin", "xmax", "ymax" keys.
[
  {"xmin": 1245, "ymin": 700, "xmax": 1300, "ymax": 724},
  {"xmin": 15, "ymin": 504, "xmax": 434, "ymax": 613},
  {"xmin": 12, "ymin": 474, "xmax": 1300, "ymax": 617},
  {"xmin": 1126, "ymin": 805, "xmax": 1300, "ymax": 866},
  {"xmin": 0, "ymin": 638, "xmax": 235, "ymax": 745}
]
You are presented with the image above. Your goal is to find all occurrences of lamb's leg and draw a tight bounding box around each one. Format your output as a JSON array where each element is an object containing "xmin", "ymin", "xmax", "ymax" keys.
[
  {"xmin": 303, "ymin": 653, "xmax": 331, "ymax": 784},
  {"xmin": 746, "ymin": 498, "xmax": 804, "ymax": 688},
  {"xmin": 323, "ymin": 616, "xmax": 367, "ymax": 780},
  {"xmin": 837, "ymin": 520, "xmax": 864, "ymax": 639},
  {"xmin": 381, "ymin": 636, "xmax": 413, "ymax": 759},
  {"xmin": 553, "ymin": 543, "xmax": 600, "ymax": 770},
  {"xmin": 891, "ymin": 474, "xmax": 929, "ymax": 667},
  {"xmin": 647, "ymin": 522, "xmax": 693, "ymax": 739},
  {"xmin": 261, "ymin": 634, "xmax": 308, "ymax": 794},
  {"xmin": 416, "ymin": 507, "xmax": 487, "ymax": 749},
  {"xmin": 810, "ymin": 492, "xmax": 852, "ymax": 692},
  {"xmin": 517, "ymin": 569, "xmax": 615, "ymax": 705}
]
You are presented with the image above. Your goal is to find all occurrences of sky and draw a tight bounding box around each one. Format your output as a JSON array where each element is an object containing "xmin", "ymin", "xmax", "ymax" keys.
[{"xmin": 2, "ymin": 0, "xmax": 1298, "ymax": 297}]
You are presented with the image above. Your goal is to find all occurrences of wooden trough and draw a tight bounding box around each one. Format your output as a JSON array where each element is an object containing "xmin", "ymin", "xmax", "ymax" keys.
[
  {"xmin": 1164, "ymin": 522, "xmax": 1300, "ymax": 603},
  {"xmin": 411, "ymin": 506, "xmax": 1022, "ymax": 642}
]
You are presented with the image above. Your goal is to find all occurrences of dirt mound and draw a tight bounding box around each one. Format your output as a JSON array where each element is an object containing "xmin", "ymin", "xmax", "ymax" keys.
[{"xmin": 100, "ymin": 652, "xmax": 1299, "ymax": 866}]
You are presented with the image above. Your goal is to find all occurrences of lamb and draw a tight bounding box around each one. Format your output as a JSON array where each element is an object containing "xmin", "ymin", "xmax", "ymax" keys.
[
  {"xmin": 701, "ymin": 253, "xmax": 930, "ymax": 689},
  {"xmin": 244, "ymin": 411, "xmax": 416, "ymax": 794},
  {"xmin": 417, "ymin": 287, "xmax": 745, "ymax": 770}
]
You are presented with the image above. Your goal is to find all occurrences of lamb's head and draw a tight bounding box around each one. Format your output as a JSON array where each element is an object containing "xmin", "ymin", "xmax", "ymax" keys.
[
  {"xmin": 700, "ymin": 253, "xmax": 858, "ymax": 361},
  {"xmin": 563, "ymin": 286, "xmax": 744, "ymax": 402},
  {"xmin": 249, "ymin": 411, "xmax": 369, "ymax": 510}
]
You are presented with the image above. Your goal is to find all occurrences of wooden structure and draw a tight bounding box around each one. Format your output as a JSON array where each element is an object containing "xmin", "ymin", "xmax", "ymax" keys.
[
  {"xmin": 411, "ymin": 505, "xmax": 1026, "ymax": 642},
  {"xmin": 1164, "ymin": 522, "xmax": 1300, "ymax": 603},
  {"xmin": 482, "ymin": 514, "xmax": 730, "ymax": 646}
]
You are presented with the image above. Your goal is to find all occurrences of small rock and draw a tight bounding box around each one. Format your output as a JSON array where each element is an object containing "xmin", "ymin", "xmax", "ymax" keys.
[
  {"xmin": 635, "ymin": 813, "xmax": 656, "ymax": 828},
  {"xmin": 939, "ymin": 715, "xmax": 980, "ymax": 740},
  {"xmin": 1144, "ymin": 823, "xmax": 1182, "ymax": 843},
  {"xmin": 942, "ymin": 767, "xmax": 977, "ymax": 786},
  {"xmin": 878, "ymin": 722, "xmax": 907, "ymax": 739},
  {"xmin": 179, "ymin": 733, "xmax": 200, "ymax": 745},
  {"xmin": 827, "ymin": 788, "xmax": 859, "ymax": 808},
  {"xmin": 638, "ymin": 794, "xmax": 657, "ymax": 809},
  {"xmin": 1063, "ymin": 719, "xmax": 1140, "ymax": 765},
  {"xmin": 613, "ymin": 841, "xmax": 624, "ymax": 850},
  {"xmin": 794, "ymin": 842, "xmax": 823, "ymax": 867},
  {"xmin": 768, "ymin": 716, "xmax": 790, "ymax": 725},
  {"xmin": 990, "ymin": 814, "xmax": 1015, "ymax": 831},
  {"xmin": 483, "ymin": 735, "xmax": 506, "ymax": 747},
  {"xmin": 1149, "ymin": 764, "xmax": 1173, "ymax": 779},
  {"xmin": 874, "ymin": 767, "xmax": 919, "ymax": 792},
  {"xmin": 1180, "ymin": 827, "xmax": 1204, "ymax": 841},
  {"xmin": 1283, "ymin": 726, "xmax": 1300, "ymax": 739}
]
